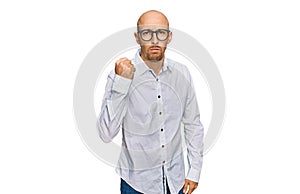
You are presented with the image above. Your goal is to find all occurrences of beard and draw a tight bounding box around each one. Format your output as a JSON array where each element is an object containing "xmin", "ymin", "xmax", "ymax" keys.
[
  {"xmin": 146, "ymin": 52, "xmax": 164, "ymax": 61},
  {"xmin": 144, "ymin": 46, "xmax": 165, "ymax": 62}
]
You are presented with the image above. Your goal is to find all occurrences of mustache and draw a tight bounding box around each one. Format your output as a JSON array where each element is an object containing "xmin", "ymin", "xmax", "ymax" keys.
[{"xmin": 149, "ymin": 46, "xmax": 161, "ymax": 49}]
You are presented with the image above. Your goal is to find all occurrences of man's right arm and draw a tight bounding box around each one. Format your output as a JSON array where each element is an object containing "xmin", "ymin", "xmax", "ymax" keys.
[{"xmin": 97, "ymin": 58, "xmax": 134, "ymax": 143}]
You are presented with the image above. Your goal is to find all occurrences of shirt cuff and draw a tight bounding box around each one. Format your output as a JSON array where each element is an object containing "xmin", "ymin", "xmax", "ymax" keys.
[
  {"xmin": 186, "ymin": 167, "xmax": 201, "ymax": 183},
  {"xmin": 112, "ymin": 74, "xmax": 132, "ymax": 94}
]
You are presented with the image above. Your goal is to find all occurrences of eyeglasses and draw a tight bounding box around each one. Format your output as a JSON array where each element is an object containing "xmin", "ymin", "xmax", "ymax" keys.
[{"xmin": 138, "ymin": 29, "xmax": 170, "ymax": 41}]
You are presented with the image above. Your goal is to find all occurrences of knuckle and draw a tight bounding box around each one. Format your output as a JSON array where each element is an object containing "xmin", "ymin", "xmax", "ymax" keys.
[{"xmin": 116, "ymin": 60, "xmax": 122, "ymax": 66}]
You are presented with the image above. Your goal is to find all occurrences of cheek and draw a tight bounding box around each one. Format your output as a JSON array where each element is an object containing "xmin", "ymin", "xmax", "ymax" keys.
[
  {"xmin": 160, "ymin": 47, "xmax": 167, "ymax": 53},
  {"xmin": 158, "ymin": 41, "xmax": 168, "ymax": 48},
  {"xmin": 140, "ymin": 41, "xmax": 152, "ymax": 47},
  {"xmin": 140, "ymin": 45, "xmax": 150, "ymax": 51}
]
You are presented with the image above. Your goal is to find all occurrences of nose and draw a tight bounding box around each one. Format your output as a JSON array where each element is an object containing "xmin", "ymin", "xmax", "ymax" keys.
[{"xmin": 151, "ymin": 32, "xmax": 159, "ymax": 44}]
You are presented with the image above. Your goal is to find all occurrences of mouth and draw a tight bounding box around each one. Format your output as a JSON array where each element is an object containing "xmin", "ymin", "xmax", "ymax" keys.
[{"xmin": 149, "ymin": 46, "xmax": 161, "ymax": 52}]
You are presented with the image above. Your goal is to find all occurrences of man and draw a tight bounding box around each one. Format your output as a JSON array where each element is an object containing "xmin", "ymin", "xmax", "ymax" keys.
[{"xmin": 97, "ymin": 10, "xmax": 204, "ymax": 194}]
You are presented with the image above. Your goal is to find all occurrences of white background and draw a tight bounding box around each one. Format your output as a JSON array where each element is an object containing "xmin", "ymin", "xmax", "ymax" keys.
[{"xmin": 1, "ymin": 0, "xmax": 299, "ymax": 193}]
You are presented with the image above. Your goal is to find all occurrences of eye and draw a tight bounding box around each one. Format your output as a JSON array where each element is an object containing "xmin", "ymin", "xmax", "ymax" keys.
[
  {"xmin": 158, "ymin": 30, "xmax": 167, "ymax": 35},
  {"xmin": 142, "ymin": 30, "xmax": 150, "ymax": 36}
]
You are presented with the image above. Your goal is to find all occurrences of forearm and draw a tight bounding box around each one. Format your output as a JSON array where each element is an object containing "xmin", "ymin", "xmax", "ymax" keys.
[
  {"xmin": 97, "ymin": 72, "xmax": 132, "ymax": 142},
  {"xmin": 185, "ymin": 121, "xmax": 204, "ymax": 182}
]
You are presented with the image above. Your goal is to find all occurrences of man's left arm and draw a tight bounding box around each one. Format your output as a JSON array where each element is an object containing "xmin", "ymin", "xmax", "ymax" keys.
[{"xmin": 181, "ymin": 68, "xmax": 204, "ymax": 193}]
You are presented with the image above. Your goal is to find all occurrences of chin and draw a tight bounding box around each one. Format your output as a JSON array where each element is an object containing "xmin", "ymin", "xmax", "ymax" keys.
[
  {"xmin": 148, "ymin": 57, "xmax": 163, "ymax": 62},
  {"xmin": 147, "ymin": 54, "xmax": 163, "ymax": 61}
]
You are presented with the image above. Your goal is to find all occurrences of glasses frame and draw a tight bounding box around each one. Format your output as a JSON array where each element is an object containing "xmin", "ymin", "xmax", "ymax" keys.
[{"xmin": 137, "ymin": 29, "xmax": 171, "ymax": 41}]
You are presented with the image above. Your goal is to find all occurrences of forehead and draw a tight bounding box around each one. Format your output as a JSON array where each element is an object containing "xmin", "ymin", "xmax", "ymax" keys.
[{"xmin": 138, "ymin": 24, "xmax": 169, "ymax": 30}]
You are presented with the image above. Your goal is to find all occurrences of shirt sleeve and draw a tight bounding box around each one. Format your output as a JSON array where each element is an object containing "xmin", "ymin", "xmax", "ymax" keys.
[
  {"xmin": 182, "ymin": 68, "xmax": 204, "ymax": 183},
  {"xmin": 97, "ymin": 70, "xmax": 132, "ymax": 143}
]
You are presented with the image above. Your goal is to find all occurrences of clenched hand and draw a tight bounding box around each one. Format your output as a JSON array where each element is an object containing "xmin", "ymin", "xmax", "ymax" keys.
[{"xmin": 115, "ymin": 57, "xmax": 135, "ymax": 79}]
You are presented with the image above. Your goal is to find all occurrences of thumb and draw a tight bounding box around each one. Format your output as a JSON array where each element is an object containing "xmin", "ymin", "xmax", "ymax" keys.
[{"xmin": 183, "ymin": 180, "xmax": 189, "ymax": 194}]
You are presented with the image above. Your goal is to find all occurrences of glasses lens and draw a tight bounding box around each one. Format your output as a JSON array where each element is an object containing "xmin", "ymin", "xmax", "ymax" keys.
[
  {"xmin": 140, "ymin": 30, "xmax": 152, "ymax": 41},
  {"xmin": 156, "ymin": 29, "xmax": 169, "ymax": 41}
]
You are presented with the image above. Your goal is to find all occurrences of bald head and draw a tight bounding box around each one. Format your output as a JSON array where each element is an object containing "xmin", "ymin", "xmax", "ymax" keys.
[{"xmin": 137, "ymin": 10, "xmax": 169, "ymax": 30}]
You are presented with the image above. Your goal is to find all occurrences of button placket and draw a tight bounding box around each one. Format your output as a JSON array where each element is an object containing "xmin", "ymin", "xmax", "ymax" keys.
[{"xmin": 157, "ymin": 78, "xmax": 167, "ymax": 165}]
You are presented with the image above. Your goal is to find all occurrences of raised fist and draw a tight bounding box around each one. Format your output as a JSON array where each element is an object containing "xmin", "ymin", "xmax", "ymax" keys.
[{"xmin": 115, "ymin": 57, "xmax": 135, "ymax": 79}]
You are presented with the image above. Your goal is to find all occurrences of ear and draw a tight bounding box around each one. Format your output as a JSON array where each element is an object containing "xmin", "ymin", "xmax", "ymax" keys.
[
  {"xmin": 134, "ymin": 32, "xmax": 141, "ymax": 45},
  {"xmin": 167, "ymin": 31, "xmax": 172, "ymax": 44}
]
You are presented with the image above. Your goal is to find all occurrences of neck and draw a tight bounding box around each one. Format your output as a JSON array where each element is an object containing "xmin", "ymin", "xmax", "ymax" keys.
[{"xmin": 144, "ymin": 59, "xmax": 164, "ymax": 76}]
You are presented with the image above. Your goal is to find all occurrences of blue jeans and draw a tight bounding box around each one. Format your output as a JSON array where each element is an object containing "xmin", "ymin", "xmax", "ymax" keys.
[{"xmin": 120, "ymin": 179, "xmax": 184, "ymax": 194}]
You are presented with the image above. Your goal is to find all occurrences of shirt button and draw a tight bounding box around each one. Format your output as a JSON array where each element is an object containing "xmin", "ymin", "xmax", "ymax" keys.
[
  {"xmin": 158, "ymin": 95, "xmax": 161, "ymax": 98},
  {"xmin": 161, "ymin": 128, "xmax": 163, "ymax": 132},
  {"xmin": 159, "ymin": 112, "xmax": 162, "ymax": 115},
  {"xmin": 156, "ymin": 78, "xmax": 159, "ymax": 81},
  {"xmin": 162, "ymin": 145, "xmax": 164, "ymax": 148},
  {"xmin": 163, "ymin": 161, "xmax": 165, "ymax": 164}
]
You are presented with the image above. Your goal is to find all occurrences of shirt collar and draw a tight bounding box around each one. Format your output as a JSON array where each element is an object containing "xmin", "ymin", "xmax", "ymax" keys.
[{"xmin": 132, "ymin": 49, "xmax": 173, "ymax": 76}]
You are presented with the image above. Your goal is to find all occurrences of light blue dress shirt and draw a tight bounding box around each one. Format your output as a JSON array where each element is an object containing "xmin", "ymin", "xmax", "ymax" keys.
[{"xmin": 97, "ymin": 50, "xmax": 204, "ymax": 194}]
